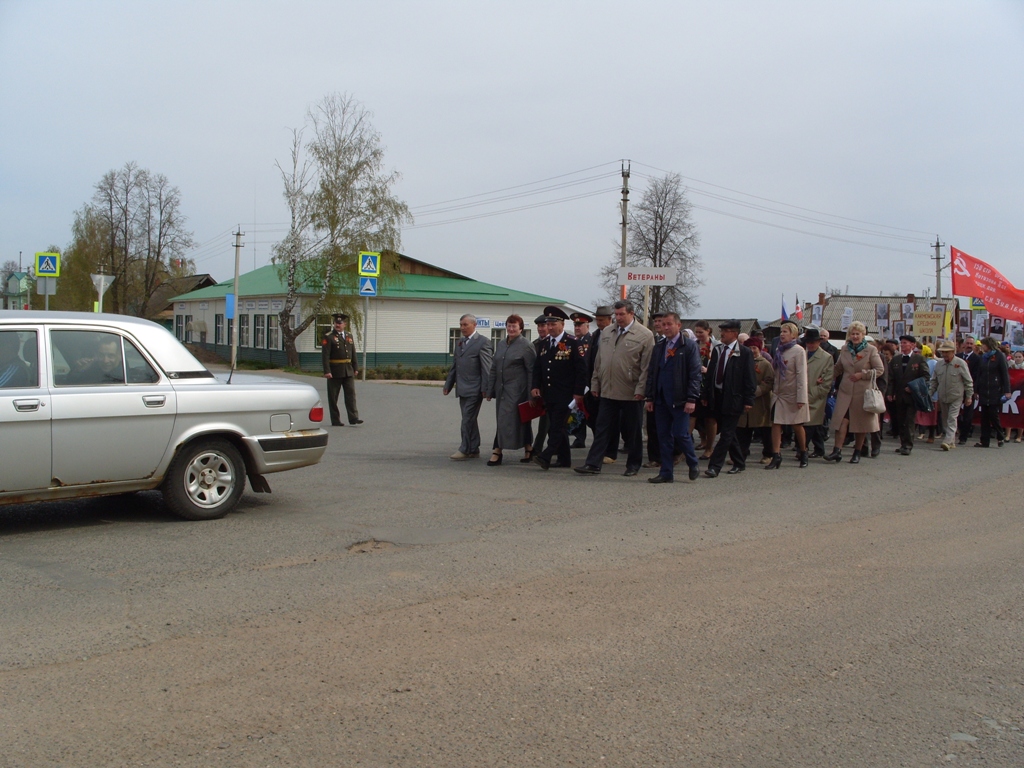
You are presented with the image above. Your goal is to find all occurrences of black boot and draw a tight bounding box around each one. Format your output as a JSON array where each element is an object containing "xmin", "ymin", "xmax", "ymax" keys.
[
  {"xmin": 797, "ymin": 450, "xmax": 809, "ymax": 468},
  {"xmin": 849, "ymin": 451, "xmax": 861, "ymax": 464},
  {"xmin": 765, "ymin": 452, "xmax": 782, "ymax": 470},
  {"xmin": 824, "ymin": 447, "xmax": 842, "ymax": 463}
]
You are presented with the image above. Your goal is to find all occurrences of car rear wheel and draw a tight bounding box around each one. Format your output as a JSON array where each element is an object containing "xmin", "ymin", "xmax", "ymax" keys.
[{"xmin": 163, "ymin": 439, "xmax": 245, "ymax": 520}]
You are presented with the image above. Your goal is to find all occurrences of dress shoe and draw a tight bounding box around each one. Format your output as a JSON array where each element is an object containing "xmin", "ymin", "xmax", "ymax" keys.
[
  {"xmin": 602, "ymin": 456, "xmax": 617, "ymax": 464},
  {"xmin": 824, "ymin": 448, "xmax": 842, "ymax": 463},
  {"xmin": 648, "ymin": 474, "xmax": 673, "ymax": 484},
  {"xmin": 704, "ymin": 468, "xmax": 719, "ymax": 478},
  {"xmin": 623, "ymin": 468, "xmax": 639, "ymax": 477},
  {"xmin": 571, "ymin": 439, "xmax": 586, "ymax": 449},
  {"xmin": 350, "ymin": 419, "xmax": 364, "ymax": 425},
  {"xmin": 688, "ymin": 465, "xmax": 701, "ymax": 481},
  {"xmin": 764, "ymin": 453, "xmax": 782, "ymax": 470},
  {"xmin": 899, "ymin": 446, "xmax": 911, "ymax": 456},
  {"xmin": 574, "ymin": 465, "xmax": 600, "ymax": 475},
  {"xmin": 532, "ymin": 455, "xmax": 551, "ymax": 470},
  {"xmin": 797, "ymin": 451, "xmax": 809, "ymax": 468},
  {"xmin": 486, "ymin": 452, "xmax": 503, "ymax": 466},
  {"xmin": 870, "ymin": 446, "xmax": 880, "ymax": 458},
  {"xmin": 727, "ymin": 465, "xmax": 744, "ymax": 474},
  {"xmin": 940, "ymin": 442, "xmax": 951, "ymax": 451},
  {"xmin": 860, "ymin": 445, "xmax": 869, "ymax": 457},
  {"xmin": 450, "ymin": 451, "xmax": 470, "ymax": 460},
  {"xmin": 849, "ymin": 452, "xmax": 860, "ymax": 464},
  {"xmin": 808, "ymin": 451, "xmax": 825, "ymax": 459},
  {"xmin": 974, "ymin": 442, "xmax": 988, "ymax": 448},
  {"xmin": 331, "ymin": 422, "xmax": 344, "ymax": 427},
  {"xmin": 759, "ymin": 456, "xmax": 772, "ymax": 464},
  {"xmin": 644, "ymin": 461, "xmax": 661, "ymax": 468}
]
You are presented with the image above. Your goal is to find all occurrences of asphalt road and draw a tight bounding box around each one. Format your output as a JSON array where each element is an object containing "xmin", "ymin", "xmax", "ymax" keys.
[{"xmin": 1, "ymin": 374, "xmax": 1022, "ymax": 766}]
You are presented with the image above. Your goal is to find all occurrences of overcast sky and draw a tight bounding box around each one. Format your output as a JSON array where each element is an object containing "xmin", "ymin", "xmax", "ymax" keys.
[{"xmin": 2, "ymin": 1, "xmax": 1022, "ymax": 320}]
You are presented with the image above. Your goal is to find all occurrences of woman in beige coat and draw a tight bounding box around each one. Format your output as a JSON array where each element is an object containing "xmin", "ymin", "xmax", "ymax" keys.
[
  {"xmin": 766, "ymin": 322, "xmax": 809, "ymax": 469},
  {"xmin": 826, "ymin": 320, "xmax": 885, "ymax": 463}
]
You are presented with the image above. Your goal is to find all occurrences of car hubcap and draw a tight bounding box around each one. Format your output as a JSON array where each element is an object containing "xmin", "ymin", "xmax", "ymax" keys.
[{"xmin": 184, "ymin": 450, "xmax": 235, "ymax": 509}]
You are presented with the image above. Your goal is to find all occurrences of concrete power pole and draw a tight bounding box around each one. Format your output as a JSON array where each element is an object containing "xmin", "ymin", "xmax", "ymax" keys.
[
  {"xmin": 932, "ymin": 235, "xmax": 945, "ymax": 298},
  {"xmin": 230, "ymin": 228, "xmax": 245, "ymax": 370},
  {"xmin": 619, "ymin": 160, "xmax": 630, "ymax": 300}
]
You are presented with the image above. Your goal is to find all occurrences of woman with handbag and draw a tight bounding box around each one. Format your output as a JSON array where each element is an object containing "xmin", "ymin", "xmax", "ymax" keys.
[{"xmin": 825, "ymin": 321, "xmax": 885, "ymax": 463}]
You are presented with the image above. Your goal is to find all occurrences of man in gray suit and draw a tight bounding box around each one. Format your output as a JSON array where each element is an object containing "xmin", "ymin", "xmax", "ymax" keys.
[{"xmin": 443, "ymin": 314, "xmax": 493, "ymax": 459}]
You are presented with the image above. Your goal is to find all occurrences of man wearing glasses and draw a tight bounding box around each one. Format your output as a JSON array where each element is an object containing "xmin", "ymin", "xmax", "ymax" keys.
[{"xmin": 322, "ymin": 313, "xmax": 362, "ymax": 427}]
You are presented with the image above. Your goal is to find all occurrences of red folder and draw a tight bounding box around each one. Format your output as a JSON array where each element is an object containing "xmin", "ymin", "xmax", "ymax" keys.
[{"xmin": 518, "ymin": 399, "xmax": 546, "ymax": 423}]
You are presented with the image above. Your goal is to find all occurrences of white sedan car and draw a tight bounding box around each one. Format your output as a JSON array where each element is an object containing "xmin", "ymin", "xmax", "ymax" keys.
[{"xmin": 0, "ymin": 311, "xmax": 328, "ymax": 520}]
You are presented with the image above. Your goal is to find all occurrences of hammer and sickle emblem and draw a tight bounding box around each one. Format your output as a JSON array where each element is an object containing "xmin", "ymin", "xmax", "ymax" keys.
[{"xmin": 953, "ymin": 256, "xmax": 970, "ymax": 277}]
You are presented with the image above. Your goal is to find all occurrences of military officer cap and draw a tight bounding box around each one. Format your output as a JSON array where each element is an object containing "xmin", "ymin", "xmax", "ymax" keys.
[
  {"xmin": 332, "ymin": 313, "xmax": 349, "ymax": 322},
  {"xmin": 595, "ymin": 305, "xmax": 613, "ymax": 317},
  {"xmin": 570, "ymin": 311, "xmax": 593, "ymax": 324},
  {"xmin": 718, "ymin": 319, "xmax": 742, "ymax": 330},
  {"xmin": 534, "ymin": 314, "xmax": 549, "ymax": 326},
  {"xmin": 543, "ymin": 305, "xmax": 570, "ymax": 322}
]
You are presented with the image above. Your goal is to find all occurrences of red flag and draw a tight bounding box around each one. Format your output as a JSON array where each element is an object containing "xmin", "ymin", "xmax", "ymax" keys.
[
  {"xmin": 951, "ymin": 247, "xmax": 1024, "ymax": 321},
  {"xmin": 795, "ymin": 294, "xmax": 803, "ymax": 320}
]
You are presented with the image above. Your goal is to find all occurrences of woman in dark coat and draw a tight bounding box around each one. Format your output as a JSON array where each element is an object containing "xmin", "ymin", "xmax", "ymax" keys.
[
  {"xmin": 485, "ymin": 314, "xmax": 536, "ymax": 464},
  {"xmin": 974, "ymin": 336, "xmax": 1011, "ymax": 447}
]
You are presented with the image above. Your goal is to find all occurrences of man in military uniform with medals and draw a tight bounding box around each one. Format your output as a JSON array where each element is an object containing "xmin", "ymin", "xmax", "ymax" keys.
[
  {"xmin": 569, "ymin": 311, "xmax": 593, "ymax": 448},
  {"xmin": 322, "ymin": 313, "xmax": 362, "ymax": 427},
  {"xmin": 531, "ymin": 306, "xmax": 587, "ymax": 469}
]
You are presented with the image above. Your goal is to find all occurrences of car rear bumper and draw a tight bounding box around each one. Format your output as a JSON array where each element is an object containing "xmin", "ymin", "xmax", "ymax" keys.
[{"xmin": 244, "ymin": 429, "xmax": 329, "ymax": 474}]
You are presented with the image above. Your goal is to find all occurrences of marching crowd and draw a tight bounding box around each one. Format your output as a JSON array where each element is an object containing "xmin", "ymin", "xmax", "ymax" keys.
[{"xmin": 444, "ymin": 301, "xmax": 1018, "ymax": 482}]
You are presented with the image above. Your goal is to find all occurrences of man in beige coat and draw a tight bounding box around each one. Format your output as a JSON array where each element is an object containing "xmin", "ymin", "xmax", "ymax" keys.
[
  {"xmin": 802, "ymin": 328, "xmax": 835, "ymax": 458},
  {"xmin": 930, "ymin": 340, "xmax": 975, "ymax": 450},
  {"xmin": 575, "ymin": 300, "xmax": 655, "ymax": 477}
]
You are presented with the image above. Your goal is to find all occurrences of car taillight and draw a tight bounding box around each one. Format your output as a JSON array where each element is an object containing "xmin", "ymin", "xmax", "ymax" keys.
[{"xmin": 309, "ymin": 406, "xmax": 324, "ymax": 422}]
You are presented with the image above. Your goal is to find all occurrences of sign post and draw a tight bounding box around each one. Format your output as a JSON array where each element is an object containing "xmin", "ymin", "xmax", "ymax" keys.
[
  {"xmin": 34, "ymin": 252, "xmax": 60, "ymax": 310},
  {"xmin": 616, "ymin": 267, "xmax": 677, "ymax": 324},
  {"xmin": 90, "ymin": 273, "xmax": 115, "ymax": 313},
  {"xmin": 358, "ymin": 252, "xmax": 381, "ymax": 380}
]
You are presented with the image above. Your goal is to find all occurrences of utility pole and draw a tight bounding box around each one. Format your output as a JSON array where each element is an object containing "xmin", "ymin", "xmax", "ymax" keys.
[
  {"xmin": 230, "ymin": 228, "xmax": 245, "ymax": 370},
  {"xmin": 932, "ymin": 235, "xmax": 945, "ymax": 298},
  {"xmin": 620, "ymin": 160, "xmax": 630, "ymax": 300}
]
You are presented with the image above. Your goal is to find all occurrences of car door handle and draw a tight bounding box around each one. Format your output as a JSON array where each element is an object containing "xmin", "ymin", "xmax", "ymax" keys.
[
  {"xmin": 143, "ymin": 395, "xmax": 167, "ymax": 408},
  {"xmin": 13, "ymin": 399, "xmax": 41, "ymax": 412}
]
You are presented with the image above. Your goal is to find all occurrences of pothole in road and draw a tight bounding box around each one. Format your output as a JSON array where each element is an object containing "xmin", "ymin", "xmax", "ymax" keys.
[{"xmin": 347, "ymin": 538, "xmax": 401, "ymax": 554}]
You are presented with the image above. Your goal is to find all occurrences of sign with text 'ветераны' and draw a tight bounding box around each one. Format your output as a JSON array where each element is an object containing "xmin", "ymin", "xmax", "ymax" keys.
[{"xmin": 617, "ymin": 267, "xmax": 677, "ymax": 286}]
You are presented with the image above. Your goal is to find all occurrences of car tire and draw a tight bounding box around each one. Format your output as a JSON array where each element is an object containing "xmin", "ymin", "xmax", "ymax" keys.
[{"xmin": 162, "ymin": 438, "xmax": 246, "ymax": 521}]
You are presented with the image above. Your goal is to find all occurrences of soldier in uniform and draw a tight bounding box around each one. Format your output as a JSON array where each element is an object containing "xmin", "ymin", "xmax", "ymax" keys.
[
  {"xmin": 531, "ymin": 306, "xmax": 587, "ymax": 469},
  {"xmin": 569, "ymin": 311, "xmax": 593, "ymax": 448},
  {"xmin": 322, "ymin": 313, "xmax": 362, "ymax": 427},
  {"xmin": 528, "ymin": 314, "xmax": 550, "ymax": 461}
]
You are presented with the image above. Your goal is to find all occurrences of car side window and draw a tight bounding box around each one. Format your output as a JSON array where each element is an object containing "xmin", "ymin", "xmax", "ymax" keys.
[
  {"xmin": 51, "ymin": 330, "xmax": 126, "ymax": 386},
  {"xmin": 0, "ymin": 330, "xmax": 38, "ymax": 389},
  {"xmin": 124, "ymin": 339, "xmax": 160, "ymax": 384}
]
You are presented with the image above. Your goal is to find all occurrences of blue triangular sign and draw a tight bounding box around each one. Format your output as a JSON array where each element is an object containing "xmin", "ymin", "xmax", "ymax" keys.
[
  {"xmin": 362, "ymin": 256, "xmax": 376, "ymax": 272},
  {"xmin": 40, "ymin": 257, "xmax": 55, "ymax": 273}
]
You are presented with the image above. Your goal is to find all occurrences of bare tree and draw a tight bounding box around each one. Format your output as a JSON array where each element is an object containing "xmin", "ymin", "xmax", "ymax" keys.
[
  {"xmin": 600, "ymin": 173, "xmax": 703, "ymax": 322},
  {"xmin": 88, "ymin": 162, "xmax": 194, "ymax": 316},
  {"xmin": 273, "ymin": 93, "xmax": 411, "ymax": 367}
]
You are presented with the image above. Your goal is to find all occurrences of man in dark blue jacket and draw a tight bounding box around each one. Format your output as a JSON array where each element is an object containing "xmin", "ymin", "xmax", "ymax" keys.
[{"xmin": 645, "ymin": 313, "xmax": 702, "ymax": 483}]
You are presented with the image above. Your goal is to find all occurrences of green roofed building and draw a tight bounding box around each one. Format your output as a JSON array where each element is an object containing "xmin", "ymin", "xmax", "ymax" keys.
[{"xmin": 169, "ymin": 254, "xmax": 572, "ymax": 370}]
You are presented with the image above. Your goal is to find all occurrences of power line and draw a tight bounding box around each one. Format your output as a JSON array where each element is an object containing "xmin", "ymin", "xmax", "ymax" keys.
[{"xmin": 404, "ymin": 187, "xmax": 617, "ymax": 230}]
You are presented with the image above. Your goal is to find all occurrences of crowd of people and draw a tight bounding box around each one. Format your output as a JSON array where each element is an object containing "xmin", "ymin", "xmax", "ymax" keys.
[{"xmin": 444, "ymin": 302, "xmax": 1019, "ymax": 481}]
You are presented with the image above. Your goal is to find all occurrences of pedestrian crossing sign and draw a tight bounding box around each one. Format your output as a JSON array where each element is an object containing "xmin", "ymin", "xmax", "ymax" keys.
[
  {"xmin": 35, "ymin": 252, "xmax": 61, "ymax": 277},
  {"xmin": 358, "ymin": 251, "xmax": 380, "ymax": 277},
  {"xmin": 359, "ymin": 277, "xmax": 378, "ymax": 296}
]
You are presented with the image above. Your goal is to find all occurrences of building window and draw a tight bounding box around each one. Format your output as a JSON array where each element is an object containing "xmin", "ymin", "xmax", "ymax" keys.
[
  {"xmin": 490, "ymin": 327, "xmax": 505, "ymax": 352},
  {"xmin": 253, "ymin": 314, "xmax": 266, "ymax": 348},
  {"xmin": 267, "ymin": 314, "xmax": 279, "ymax": 350},
  {"xmin": 449, "ymin": 327, "xmax": 461, "ymax": 355},
  {"xmin": 314, "ymin": 314, "xmax": 333, "ymax": 349},
  {"xmin": 239, "ymin": 315, "xmax": 250, "ymax": 347},
  {"xmin": 184, "ymin": 315, "xmax": 193, "ymax": 344},
  {"xmin": 226, "ymin": 318, "xmax": 233, "ymax": 347},
  {"xmin": 214, "ymin": 314, "xmax": 224, "ymax": 345},
  {"xmin": 522, "ymin": 329, "xmax": 532, "ymax": 341},
  {"xmin": 175, "ymin": 315, "xmax": 184, "ymax": 341}
]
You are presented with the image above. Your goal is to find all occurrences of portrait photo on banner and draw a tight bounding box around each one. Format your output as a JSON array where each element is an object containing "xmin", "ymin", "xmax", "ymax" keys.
[
  {"xmin": 875, "ymin": 303, "xmax": 889, "ymax": 328},
  {"xmin": 893, "ymin": 320, "xmax": 906, "ymax": 338},
  {"xmin": 990, "ymin": 316, "xmax": 1006, "ymax": 340}
]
